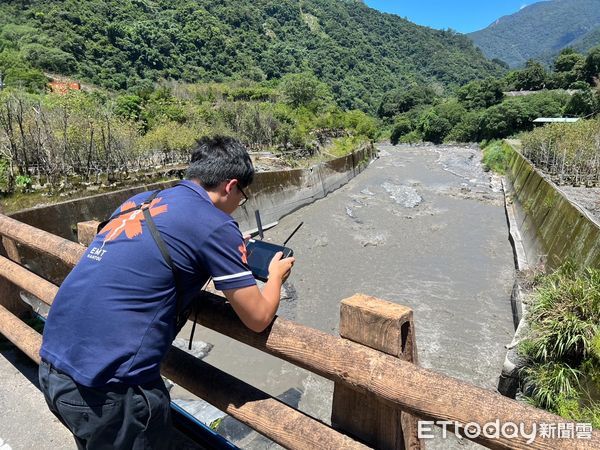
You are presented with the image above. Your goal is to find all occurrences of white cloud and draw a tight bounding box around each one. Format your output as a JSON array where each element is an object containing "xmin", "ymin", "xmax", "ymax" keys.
[{"xmin": 519, "ymin": 4, "xmax": 528, "ymax": 10}]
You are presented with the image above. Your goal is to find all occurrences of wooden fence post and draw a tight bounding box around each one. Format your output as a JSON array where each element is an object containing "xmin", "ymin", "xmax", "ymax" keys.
[
  {"xmin": 77, "ymin": 220, "xmax": 100, "ymax": 247},
  {"xmin": 331, "ymin": 294, "xmax": 422, "ymax": 450}
]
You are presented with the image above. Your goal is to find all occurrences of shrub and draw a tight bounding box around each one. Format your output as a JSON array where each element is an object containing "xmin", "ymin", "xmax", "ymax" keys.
[
  {"xmin": 521, "ymin": 118, "xmax": 600, "ymax": 185},
  {"xmin": 445, "ymin": 111, "xmax": 482, "ymax": 143},
  {"xmin": 563, "ymin": 90, "xmax": 600, "ymax": 117},
  {"xmin": 520, "ymin": 263, "xmax": 600, "ymax": 426},
  {"xmin": 481, "ymin": 140, "xmax": 511, "ymax": 174},
  {"xmin": 377, "ymin": 84, "xmax": 437, "ymax": 118},
  {"xmin": 418, "ymin": 110, "xmax": 451, "ymax": 144},
  {"xmin": 457, "ymin": 78, "xmax": 504, "ymax": 110}
]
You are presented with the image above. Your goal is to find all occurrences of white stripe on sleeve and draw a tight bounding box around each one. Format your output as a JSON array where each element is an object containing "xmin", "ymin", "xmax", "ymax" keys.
[{"xmin": 212, "ymin": 271, "xmax": 253, "ymax": 282}]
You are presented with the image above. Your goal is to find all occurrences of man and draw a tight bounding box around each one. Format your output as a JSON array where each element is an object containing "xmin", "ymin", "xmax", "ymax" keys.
[{"xmin": 38, "ymin": 136, "xmax": 295, "ymax": 449}]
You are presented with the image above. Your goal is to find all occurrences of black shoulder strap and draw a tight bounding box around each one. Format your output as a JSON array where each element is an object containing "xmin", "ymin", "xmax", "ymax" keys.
[
  {"xmin": 142, "ymin": 205, "xmax": 175, "ymax": 273},
  {"xmin": 141, "ymin": 202, "xmax": 188, "ymax": 331}
]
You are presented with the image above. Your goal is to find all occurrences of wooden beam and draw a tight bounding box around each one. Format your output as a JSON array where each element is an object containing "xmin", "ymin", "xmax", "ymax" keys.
[
  {"xmin": 191, "ymin": 292, "xmax": 600, "ymax": 450},
  {"xmin": 77, "ymin": 220, "xmax": 100, "ymax": 247},
  {"xmin": 0, "ymin": 304, "xmax": 41, "ymax": 364},
  {"xmin": 332, "ymin": 294, "xmax": 422, "ymax": 449},
  {"xmin": 0, "ymin": 206, "xmax": 22, "ymax": 264},
  {"xmin": 0, "ymin": 214, "xmax": 84, "ymax": 266},
  {"xmin": 0, "ymin": 255, "xmax": 58, "ymax": 304},
  {"xmin": 163, "ymin": 347, "xmax": 368, "ymax": 450},
  {"xmin": 0, "ymin": 207, "xmax": 28, "ymax": 317},
  {"xmin": 1, "ymin": 214, "xmax": 599, "ymax": 448}
]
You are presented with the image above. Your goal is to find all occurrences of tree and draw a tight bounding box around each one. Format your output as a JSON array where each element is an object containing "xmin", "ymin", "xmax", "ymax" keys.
[
  {"xmin": 0, "ymin": 49, "xmax": 47, "ymax": 92},
  {"xmin": 553, "ymin": 48, "xmax": 584, "ymax": 73},
  {"xmin": 418, "ymin": 110, "xmax": 451, "ymax": 144},
  {"xmin": 514, "ymin": 60, "xmax": 548, "ymax": 91},
  {"xmin": 377, "ymin": 84, "xmax": 437, "ymax": 118},
  {"xmin": 390, "ymin": 117, "xmax": 412, "ymax": 145},
  {"xmin": 115, "ymin": 95, "xmax": 143, "ymax": 122},
  {"xmin": 563, "ymin": 89, "xmax": 600, "ymax": 117},
  {"xmin": 279, "ymin": 72, "xmax": 332, "ymax": 111},
  {"xmin": 22, "ymin": 43, "xmax": 77, "ymax": 74},
  {"xmin": 552, "ymin": 49, "xmax": 585, "ymax": 89},
  {"xmin": 445, "ymin": 111, "xmax": 482, "ymax": 143},
  {"xmin": 457, "ymin": 78, "xmax": 503, "ymax": 110},
  {"xmin": 584, "ymin": 46, "xmax": 600, "ymax": 83}
]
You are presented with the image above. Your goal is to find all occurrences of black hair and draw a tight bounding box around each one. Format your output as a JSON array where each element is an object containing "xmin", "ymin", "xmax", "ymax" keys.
[{"xmin": 186, "ymin": 135, "xmax": 254, "ymax": 188}]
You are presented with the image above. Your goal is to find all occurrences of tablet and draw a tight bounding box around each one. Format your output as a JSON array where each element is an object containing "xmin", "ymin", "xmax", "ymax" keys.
[{"xmin": 246, "ymin": 239, "xmax": 294, "ymax": 282}]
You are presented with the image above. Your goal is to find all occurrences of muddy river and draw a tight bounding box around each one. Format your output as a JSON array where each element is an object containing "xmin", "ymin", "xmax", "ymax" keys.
[{"xmin": 174, "ymin": 143, "xmax": 516, "ymax": 449}]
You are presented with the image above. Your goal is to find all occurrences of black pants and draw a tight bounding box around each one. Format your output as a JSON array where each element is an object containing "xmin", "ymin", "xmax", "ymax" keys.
[{"xmin": 39, "ymin": 360, "xmax": 172, "ymax": 449}]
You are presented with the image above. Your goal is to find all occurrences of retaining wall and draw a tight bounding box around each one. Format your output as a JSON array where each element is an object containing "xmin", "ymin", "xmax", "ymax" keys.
[
  {"xmin": 506, "ymin": 146, "xmax": 600, "ymax": 270},
  {"xmin": 0, "ymin": 145, "xmax": 376, "ymax": 306},
  {"xmin": 11, "ymin": 144, "xmax": 375, "ymax": 240}
]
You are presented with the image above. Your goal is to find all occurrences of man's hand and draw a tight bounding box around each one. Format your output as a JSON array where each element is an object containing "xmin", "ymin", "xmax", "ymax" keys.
[
  {"xmin": 223, "ymin": 252, "xmax": 295, "ymax": 333},
  {"xmin": 268, "ymin": 251, "xmax": 295, "ymax": 283}
]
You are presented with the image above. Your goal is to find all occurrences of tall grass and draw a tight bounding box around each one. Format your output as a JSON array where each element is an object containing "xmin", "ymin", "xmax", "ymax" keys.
[{"xmin": 519, "ymin": 262, "xmax": 600, "ymax": 427}]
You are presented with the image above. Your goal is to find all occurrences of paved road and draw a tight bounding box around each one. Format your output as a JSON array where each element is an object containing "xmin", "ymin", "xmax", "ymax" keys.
[{"xmin": 0, "ymin": 348, "xmax": 73, "ymax": 450}]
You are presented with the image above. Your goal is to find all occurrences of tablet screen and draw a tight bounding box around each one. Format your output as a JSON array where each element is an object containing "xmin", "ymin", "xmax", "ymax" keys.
[{"xmin": 246, "ymin": 240, "xmax": 293, "ymax": 281}]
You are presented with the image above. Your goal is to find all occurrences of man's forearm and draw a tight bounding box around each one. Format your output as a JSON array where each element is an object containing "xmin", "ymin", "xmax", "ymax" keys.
[{"xmin": 260, "ymin": 277, "xmax": 283, "ymax": 324}]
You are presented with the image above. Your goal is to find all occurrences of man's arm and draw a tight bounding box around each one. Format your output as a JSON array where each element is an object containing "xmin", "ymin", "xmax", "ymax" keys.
[{"xmin": 223, "ymin": 252, "xmax": 294, "ymax": 332}]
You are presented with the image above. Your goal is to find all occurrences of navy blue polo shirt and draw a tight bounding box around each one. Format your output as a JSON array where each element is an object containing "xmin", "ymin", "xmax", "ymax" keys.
[{"xmin": 40, "ymin": 180, "xmax": 256, "ymax": 387}]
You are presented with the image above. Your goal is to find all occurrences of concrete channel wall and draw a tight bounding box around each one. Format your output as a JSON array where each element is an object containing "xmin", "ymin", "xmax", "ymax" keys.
[
  {"xmin": 0, "ymin": 144, "xmax": 377, "ymax": 315},
  {"xmin": 500, "ymin": 144, "xmax": 600, "ymax": 397},
  {"xmin": 506, "ymin": 146, "xmax": 600, "ymax": 270},
  {"xmin": 10, "ymin": 144, "xmax": 376, "ymax": 240}
]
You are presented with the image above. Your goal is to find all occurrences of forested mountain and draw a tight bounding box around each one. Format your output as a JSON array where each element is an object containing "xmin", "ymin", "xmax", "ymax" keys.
[
  {"xmin": 469, "ymin": 0, "xmax": 600, "ymax": 68},
  {"xmin": 0, "ymin": 0, "xmax": 503, "ymax": 111}
]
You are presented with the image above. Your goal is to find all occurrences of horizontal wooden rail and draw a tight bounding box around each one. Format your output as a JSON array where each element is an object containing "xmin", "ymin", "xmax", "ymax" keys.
[
  {"xmin": 0, "ymin": 249, "xmax": 365, "ymax": 450},
  {"xmin": 0, "ymin": 304, "xmax": 42, "ymax": 364},
  {"xmin": 1, "ymin": 213, "xmax": 599, "ymax": 449},
  {"xmin": 0, "ymin": 214, "xmax": 84, "ymax": 266},
  {"xmin": 0, "ymin": 309, "xmax": 365, "ymax": 450},
  {"xmin": 189, "ymin": 293, "xmax": 600, "ymax": 449},
  {"xmin": 0, "ymin": 255, "xmax": 58, "ymax": 304},
  {"xmin": 163, "ymin": 348, "xmax": 367, "ymax": 449}
]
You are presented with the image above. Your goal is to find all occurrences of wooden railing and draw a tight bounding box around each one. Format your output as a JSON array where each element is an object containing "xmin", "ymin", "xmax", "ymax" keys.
[{"xmin": 0, "ymin": 214, "xmax": 598, "ymax": 449}]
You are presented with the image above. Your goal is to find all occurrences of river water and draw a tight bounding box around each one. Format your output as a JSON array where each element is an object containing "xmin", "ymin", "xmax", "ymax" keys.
[{"xmin": 174, "ymin": 143, "xmax": 516, "ymax": 448}]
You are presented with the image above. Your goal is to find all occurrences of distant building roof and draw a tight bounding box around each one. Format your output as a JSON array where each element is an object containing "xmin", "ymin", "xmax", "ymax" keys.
[
  {"xmin": 533, "ymin": 117, "xmax": 580, "ymax": 123},
  {"xmin": 48, "ymin": 81, "xmax": 81, "ymax": 95}
]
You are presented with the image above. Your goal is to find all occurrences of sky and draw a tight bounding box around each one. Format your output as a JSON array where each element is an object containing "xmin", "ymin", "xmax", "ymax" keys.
[{"xmin": 363, "ymin": 0, "xmax": 546, "ymax": 33}]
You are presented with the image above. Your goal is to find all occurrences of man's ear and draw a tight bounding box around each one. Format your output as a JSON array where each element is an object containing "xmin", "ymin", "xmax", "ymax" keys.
[{"xmin": 224, "ymin": 179, "xmax": 237, "ymax": 195}]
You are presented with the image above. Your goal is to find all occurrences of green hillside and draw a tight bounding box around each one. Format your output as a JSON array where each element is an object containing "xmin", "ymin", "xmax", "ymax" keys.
[
  {"xmin": 469, "ymin": 0, "xmax": 600, "ymax": 68},
  {"xmin": 0, "ymin": 0, "xmax": 503, "ymax": 111}
]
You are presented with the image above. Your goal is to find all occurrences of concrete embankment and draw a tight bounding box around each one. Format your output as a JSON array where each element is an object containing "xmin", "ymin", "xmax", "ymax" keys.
[
  {"xmin": 9, "ymin": 144, "xmax": 376, "ymax": 243},
  {"xmin": 499, "ymin": 142, "xmax": 600, "ymax": 397},
  {"xmin": 505, "ymin": 144, "xmax": 600, "ymax": 270},
  {"xmin": 1, "ymin": 143, "xmax": 376, "ymax": 311}
]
